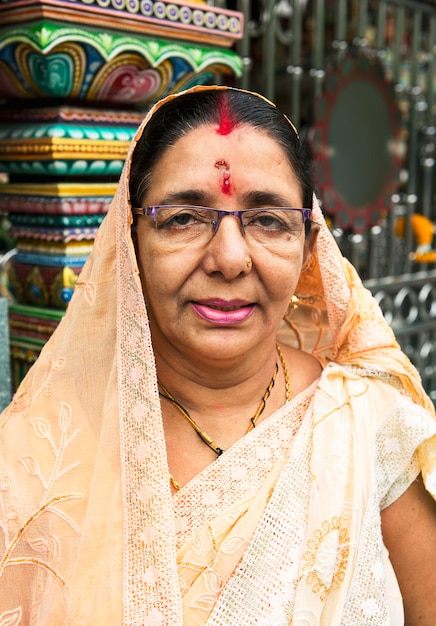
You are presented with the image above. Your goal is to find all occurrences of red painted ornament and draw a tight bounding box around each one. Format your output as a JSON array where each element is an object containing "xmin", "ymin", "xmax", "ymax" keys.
[
  {"xmin": 221, "ymin": 170, "xmax": 232, "ymax": 195},
  {"xmin": 215, "ymin": 159, "xmax": 232, "ymax": 195}
]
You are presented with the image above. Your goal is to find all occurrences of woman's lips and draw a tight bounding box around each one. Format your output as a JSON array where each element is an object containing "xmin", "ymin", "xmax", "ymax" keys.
[{"xmin": 191, "ymin": 300, "xmax": 255, "ymax": 325}]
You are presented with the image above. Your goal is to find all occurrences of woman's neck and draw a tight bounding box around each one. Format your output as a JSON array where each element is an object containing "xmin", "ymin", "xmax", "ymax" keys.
[
  {"xmin": 153, "ymin": 340, "xmax": 286, "ymax": 429},
  {"xmin": 156, "ymin": 338, "xmax": 321, "ymax": 491}
]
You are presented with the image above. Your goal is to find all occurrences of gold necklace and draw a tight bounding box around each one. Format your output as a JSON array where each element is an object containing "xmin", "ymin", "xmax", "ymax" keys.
[
  {"xmin": 160, "ymin": 344, "xmax": 290, "ymax": 472},
  {"xmin": 275, "ymin": 343, "xmax": 291, "ymax": 404}
]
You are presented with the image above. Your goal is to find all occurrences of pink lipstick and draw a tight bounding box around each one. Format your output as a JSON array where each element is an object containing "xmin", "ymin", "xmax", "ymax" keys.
[{"xmin": 192, "ymin": 299, "xmax": 255, "ymax": 325}]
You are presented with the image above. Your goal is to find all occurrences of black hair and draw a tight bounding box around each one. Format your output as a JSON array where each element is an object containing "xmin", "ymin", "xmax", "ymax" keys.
[{"xmin": 129, "ymin": 89, "xmax": 314, "ymax": 227}]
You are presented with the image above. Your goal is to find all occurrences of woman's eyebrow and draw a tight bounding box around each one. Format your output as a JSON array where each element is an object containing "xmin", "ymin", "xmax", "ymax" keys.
[
  {"xmin": 156, "ymin": 190, "xmax": 212, "ymax": 206},
  {"xmin": 242, "ymin": 190, "xmax": 302, "ymax": 207}
]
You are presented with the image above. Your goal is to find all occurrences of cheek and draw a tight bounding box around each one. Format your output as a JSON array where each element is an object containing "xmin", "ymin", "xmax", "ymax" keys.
[
  {"xmin": 137, "ymin": 242, "xmax": 195, "ymax": 305},
  {"xmin": 269, "ymin": 236, "xmax": 305, "ymax": 262},
  {"xmin": 140, "ymin": 259, "xmax": 173, "ymax": 303},
  {"xmin": 136, "ymin": 243, "xmax": 168, "ymax": 301},
  {"xmin": 141, "ymin": 269, "xmax": 182, "ymax": 330},
  {"xmin": 261, "ymin": 249, "xmax": 304, "ymax": 300}
]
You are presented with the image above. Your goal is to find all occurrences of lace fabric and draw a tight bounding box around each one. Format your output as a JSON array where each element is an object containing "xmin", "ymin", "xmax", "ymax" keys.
[
  {"xmin": 178, "ymin": 363, "xmax": 435, "ymax": 625},
  {"xmin": 173, "ymin": 380, "xmax": 315, "ymax": 550}
]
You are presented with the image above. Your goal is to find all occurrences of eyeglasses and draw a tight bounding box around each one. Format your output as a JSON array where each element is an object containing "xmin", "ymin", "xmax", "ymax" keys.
[{"xmin": 132, "ymin": 205, "xmax": 311, "ymax": 247}]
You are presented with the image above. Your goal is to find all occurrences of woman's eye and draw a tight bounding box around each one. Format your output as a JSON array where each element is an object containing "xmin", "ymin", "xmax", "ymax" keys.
[
  {"xmin": 159, "ymin": 209, "xmax": 199, "ymax": 229},
  {"xmin": 247, "ymin": 212, "xmax": 287, "ymax": 230},
  {"xmin": 158, "ymin": 208, "xmax": 214, "ymax": 231},
  {"xmin": 168, "ymin": 212, "xmax": 194, "ymax": 227},
  {"xmin": 258, "ymin": 215, "xmax": 281, "ymax": 228}
]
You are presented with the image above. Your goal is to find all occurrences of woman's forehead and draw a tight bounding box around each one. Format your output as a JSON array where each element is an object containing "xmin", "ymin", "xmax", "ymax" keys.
[
  {"xmin": 153, "ymin": 124, "xmax": 291, "ymax": 170},
  {"xmin": 144, "ymin": 126, "xmax": 303, "ymax": 207}
]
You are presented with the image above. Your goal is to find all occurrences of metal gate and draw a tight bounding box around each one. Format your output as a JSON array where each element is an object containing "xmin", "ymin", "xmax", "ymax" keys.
[{"xmin": 215, "ymin": 0, "xmax": 436, "ymax": 399}]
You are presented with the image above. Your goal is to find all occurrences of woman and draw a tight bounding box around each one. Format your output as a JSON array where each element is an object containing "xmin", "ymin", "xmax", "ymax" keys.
[{"xmin": 0, "ymin": 86, "xmax": 435, "ymax": 625}]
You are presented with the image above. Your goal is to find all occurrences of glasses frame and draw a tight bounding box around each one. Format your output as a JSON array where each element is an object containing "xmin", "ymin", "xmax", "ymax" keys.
[{"xmin": 132, "ymin": 205, "xmax": 312, "ymax": 237}]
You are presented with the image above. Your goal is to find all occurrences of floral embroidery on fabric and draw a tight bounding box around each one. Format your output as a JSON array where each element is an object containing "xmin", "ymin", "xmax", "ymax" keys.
[
  {"xmin": 2, "ymin": 354, "xmax": 65, "ymax": 426},
  {"xmin": 24, "ymin": 402, "xmax": 80, "ymax": 494},
  {"xmin": 191, "ymin": 567, "xmax": 223, "ymax": 612},
  {"xmin": 0, "ymin": 402, "xmax": 82, "ymax": 618},
  {"xmin": 302, "ymin": 517, "xmax": 349, "ymax": 601},
  {"xmin": 0, "ymin": 607, "xmax": 22, "ymax": 625},
  {"xmin": 74, "ymin": 281, "xmax": 96, "ymax": 306}
]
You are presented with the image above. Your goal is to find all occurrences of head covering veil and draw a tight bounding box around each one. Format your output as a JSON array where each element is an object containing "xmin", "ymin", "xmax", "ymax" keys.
[{"xmin": 0, "ymin": 85, "xmax": 435, "ymax": 624}]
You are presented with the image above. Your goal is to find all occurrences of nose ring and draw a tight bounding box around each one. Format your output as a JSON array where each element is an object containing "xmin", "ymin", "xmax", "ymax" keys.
[{"xmin": 246, "ymin": 257, "xmax": 252, "ymax": 269}]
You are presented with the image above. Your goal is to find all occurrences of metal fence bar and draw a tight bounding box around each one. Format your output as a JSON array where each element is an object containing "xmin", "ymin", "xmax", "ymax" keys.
[
  {"xmin": 356, "ymin": 0, "xmax": 369, "ymax": 45},
  {"xmin": 235, "ymin": 0, "xmax": 252, "ymax": 91},
  {"xmin": 376, "ymin": 1, "xmax": 388, "ymax": 49},
  {"xmin": 288, "ymin": 0, "xmax": 303, "ymax": 126},
  {"xmin": 312, "ymin": 0, "xmax": 326, "ymax": 99},
  {"xmin": 333, "ymin": 0, "xmax": 348, "ymax": 63},
  {"xmin": 263, "ymin": 0, "xmax": 277, "ymax": 101}
]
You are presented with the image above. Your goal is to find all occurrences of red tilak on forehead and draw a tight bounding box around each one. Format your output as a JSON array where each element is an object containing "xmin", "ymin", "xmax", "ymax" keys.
[
  {"xmin": 214, "ymin": 159, "xmax": 232, "ymax": 196},
  {"xmin": 216, "ymin": 96, "xmax": 236, "ymax": 136},
  {"xmin": 221, "ymin": 170, "xmax": 232, "ymax": 195}
]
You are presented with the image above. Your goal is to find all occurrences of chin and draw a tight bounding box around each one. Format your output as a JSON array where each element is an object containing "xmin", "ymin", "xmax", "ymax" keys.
[{"xmin": 182, "ymin": 333, "xmax": 264, "ymax": 361}]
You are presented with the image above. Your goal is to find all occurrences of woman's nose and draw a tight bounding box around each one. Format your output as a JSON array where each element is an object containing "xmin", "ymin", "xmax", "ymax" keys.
[{"xmin": 203, "ymin": 215, "xmax": 252, "ymax": 279}]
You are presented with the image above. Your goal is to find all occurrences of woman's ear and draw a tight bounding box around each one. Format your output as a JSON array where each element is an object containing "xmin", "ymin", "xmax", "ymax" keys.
[{"xmin": 302, "ymin": 223, "xmax": 319, "ymax": 270}]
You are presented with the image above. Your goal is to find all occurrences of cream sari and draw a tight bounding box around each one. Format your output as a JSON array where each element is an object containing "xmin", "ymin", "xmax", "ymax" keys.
[{"xmin": 0, "ymin": 86, "xmax": 435, "ymax": 625}]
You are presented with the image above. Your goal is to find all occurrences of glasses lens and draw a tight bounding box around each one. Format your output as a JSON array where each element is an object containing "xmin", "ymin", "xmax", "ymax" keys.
[
  {"xmin": 154, "ymin": 206, "xmax": 216, "ymax": 243},
  {"xmin": 241, "ymin": 209, "xmax": 304, "ymax": 244}
]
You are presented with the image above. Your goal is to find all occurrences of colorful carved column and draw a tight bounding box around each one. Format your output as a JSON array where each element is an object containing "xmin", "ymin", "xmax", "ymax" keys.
[{"xmin": 0, "ymin": 0, "xmax": 243, "ymax": 390}]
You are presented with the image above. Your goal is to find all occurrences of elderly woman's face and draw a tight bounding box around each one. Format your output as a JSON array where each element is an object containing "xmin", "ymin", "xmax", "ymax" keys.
[{"xmin": 135, "ymin": 123, "xmax": 312, "ymax": 362}]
